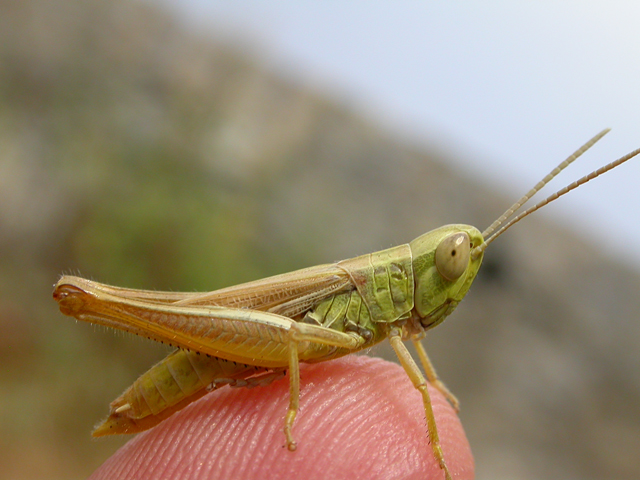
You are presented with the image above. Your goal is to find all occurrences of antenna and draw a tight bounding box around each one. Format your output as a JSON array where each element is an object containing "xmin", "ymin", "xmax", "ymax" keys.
[{"xmin": 471, "ymin": 131, "xmax": 640, "ymax": 258}]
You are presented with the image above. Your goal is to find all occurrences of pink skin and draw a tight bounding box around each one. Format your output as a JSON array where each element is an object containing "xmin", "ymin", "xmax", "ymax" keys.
[{"xmin": 90, "ymin": 356, "xmax": 474, "ymax": 480}]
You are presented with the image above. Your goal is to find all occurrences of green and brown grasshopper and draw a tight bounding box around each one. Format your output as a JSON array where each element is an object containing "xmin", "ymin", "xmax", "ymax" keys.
[{"xmin": 54, "ymin": 129, "xmax": 639, "ymax": 480}]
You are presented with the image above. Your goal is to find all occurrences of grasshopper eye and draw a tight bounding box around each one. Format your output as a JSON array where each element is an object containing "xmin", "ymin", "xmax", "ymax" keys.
[{"xmin": 435, "ymin": 232, "xmax": 470, "ymax": 281}]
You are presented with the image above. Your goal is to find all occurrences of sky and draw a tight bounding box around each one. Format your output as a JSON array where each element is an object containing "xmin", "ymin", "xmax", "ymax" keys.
[{"xmin": 155, "ymin": 1, "xmax": 640, "ymax": 267}]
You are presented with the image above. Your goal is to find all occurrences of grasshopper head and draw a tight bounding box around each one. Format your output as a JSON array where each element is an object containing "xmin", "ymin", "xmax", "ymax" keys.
[
  {"xmin": 407, "ymin": 131, "xmax": 640, "ymax": 330},
  {"xmin": 407, "ymin": 130, "xmax": 640, "ymax": 331},
  {"xmin": 409, "ymin": 224, "xmax": 484, "ymax": 329}
]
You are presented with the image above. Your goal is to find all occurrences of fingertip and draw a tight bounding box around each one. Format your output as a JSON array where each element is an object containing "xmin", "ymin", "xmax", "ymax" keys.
[{"xmin": 90, "ymin": 356, "xmax": 474, "ymax": 480}]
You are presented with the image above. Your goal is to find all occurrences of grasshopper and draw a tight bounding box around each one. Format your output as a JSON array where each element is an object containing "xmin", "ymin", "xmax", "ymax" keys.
[{"xmin": 53, "ymin": 129, "xmax": 639, "ymax": 480}]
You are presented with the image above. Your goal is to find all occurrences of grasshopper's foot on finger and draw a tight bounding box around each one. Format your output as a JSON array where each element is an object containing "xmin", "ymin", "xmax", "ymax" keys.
[
  {"xmin": 438, "ymin": 456, "xmax": 453, "ymax": 480},
  {"xmin": 284, "ymin": 425, "xmax": 297, "ymax": 451},
  {"xmin": 284, "ymin": 416, "xmax": 297, "ymax": 451},
  {"xmin": 442, "ymin": 467, "xmax": 452, "ymax": 480},
  {"xmin": 433, "ymin": 443, "xmax": 452, "ymax": 480}
]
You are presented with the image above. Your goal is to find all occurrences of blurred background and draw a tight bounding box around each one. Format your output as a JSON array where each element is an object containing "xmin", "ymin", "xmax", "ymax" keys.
[{"xmin": 1, "ymin": 1, "xmax": 639, "ymax": 479}]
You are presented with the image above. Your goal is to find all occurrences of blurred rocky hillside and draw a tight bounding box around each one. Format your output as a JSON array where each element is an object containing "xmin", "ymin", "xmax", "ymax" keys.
[{"xmin": 1, "ymin": 1, "xmax": 639, "ymax": 479}]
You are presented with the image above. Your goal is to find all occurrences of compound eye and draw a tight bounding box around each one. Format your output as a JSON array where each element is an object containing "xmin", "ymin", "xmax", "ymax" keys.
[{"xmin": 435, "ymin": 232, "xmax": 470, "ymax": 281}]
